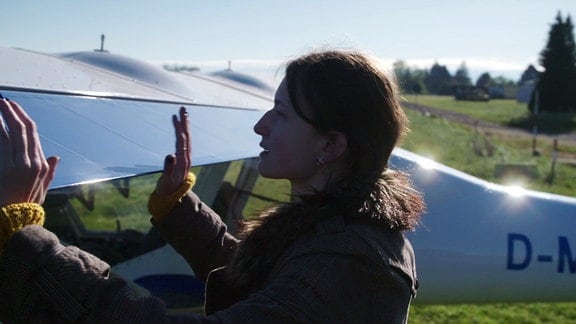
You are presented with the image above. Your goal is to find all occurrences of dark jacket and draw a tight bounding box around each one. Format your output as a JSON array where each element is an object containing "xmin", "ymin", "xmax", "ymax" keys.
[{"xmin": 0, "ymin": 192, "xmax": 418, "ymax": 323}]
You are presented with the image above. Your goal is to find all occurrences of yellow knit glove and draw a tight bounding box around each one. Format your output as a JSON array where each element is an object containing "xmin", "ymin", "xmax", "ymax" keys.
[
  {"xmin": 0, "ymin": 203, "xmax": 45, "ymax": 253},
  {"xmin": 148, "ymin": 172, "xmax": 196, "ymax": 221}
]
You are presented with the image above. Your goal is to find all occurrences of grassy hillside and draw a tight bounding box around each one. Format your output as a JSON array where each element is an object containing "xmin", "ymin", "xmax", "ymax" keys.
[
  {"xmin": 401, "ymin": 95, "xmax": 576, "ymax": 197},
  {"xmin": 405, "ymin": 94, "xmax": 576, "ymax": 134}
]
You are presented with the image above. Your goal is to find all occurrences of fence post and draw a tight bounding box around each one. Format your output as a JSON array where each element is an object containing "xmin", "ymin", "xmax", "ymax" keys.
[
  {"xmin": 532, "ymin": 90, "xmax": 540, "ymax": 156},
  {"xmin": 548, "ymin": 138, "xmax": 558, "ymax": 185}
]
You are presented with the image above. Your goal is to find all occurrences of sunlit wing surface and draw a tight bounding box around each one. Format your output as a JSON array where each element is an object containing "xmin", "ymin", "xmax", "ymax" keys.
[
  {"xmin": 2, "ymin": 90, "xmax": 264, "ymax": 188},
  {"xmin": 1, "ymin": 46, "xmax": 273, "ymax": 108},
  {"xmin": 0, "ymin": 47, "xmax": 184, "ymax": 101},
  {"xmin": 1, "ymin": 46, "xmax": 575, "ymax": 309},
  {"xmin": 56, "ymin": 50, "xmax": 274, "ymax": 109},
  {"xmin": 0, "ymin": 46, "xmax": 272, "ymax": 188}
]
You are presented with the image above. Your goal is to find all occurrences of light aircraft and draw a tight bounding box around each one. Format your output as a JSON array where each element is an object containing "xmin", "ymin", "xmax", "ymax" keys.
[{"xmin": 0, "ymin": 46, "xmax": 575, "ymax": 311}]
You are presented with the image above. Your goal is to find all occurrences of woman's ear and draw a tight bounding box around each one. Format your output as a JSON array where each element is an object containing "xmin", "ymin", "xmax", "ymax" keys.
[{"xmin": 320, "ymin": 131, "xmax": 348, "ymax": 163}]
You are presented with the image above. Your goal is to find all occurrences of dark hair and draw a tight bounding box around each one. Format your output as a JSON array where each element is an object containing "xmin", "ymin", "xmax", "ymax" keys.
[
  {"xmin": 285, "ymin": 50, "xmax": 407, "ymax": 173},
  {"xmin": 284, "ymin": 50, "xmax": 424, "ymax": 230}
]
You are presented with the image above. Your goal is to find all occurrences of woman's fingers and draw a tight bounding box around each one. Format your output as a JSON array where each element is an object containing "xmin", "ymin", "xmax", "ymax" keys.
[
  {"xmin": 0, "ymin": 104, "xmax": 8, "ymax": 141},
  {"xmin": 163, "ymin": 154, "xmax": 175, "ymax": 175},
  {"xmin": 174, "ymin": 108, "xmax": 189, "ymax": 158},
  {"xmin": 9, "ymin": 100, "xmax": 38, "ymax": 166},
  {"xmin": 0, "ymin": 99, "xmax": 28, "ymax": 168},
  {"xmin": 180, "ymin": 106, "xmax": 190, "ymax": 153},
  {"xmin": 174, "ymin": 107, "xmax": 191, "ymax": 179},
  {"xmin": 155, "ymin": 107, "xmax": 191, "ymax": 196},
  {"xmin": 0, "ymin": 101, "xmax": 12, "ymax": 165},
  {"xmin": 7, "ymin": 100, "xmax": 45, "ymax": 183},
  {"xmin": 35, "ymin": 156, "xmax": 59, "ymax": 204},
  {"xmin": 0, "ymin": 99, "xmax": 58, "ymax": 206},
  {"xmin": 3, "ymin": 100, "xmax": 30, "ymax": 167}
]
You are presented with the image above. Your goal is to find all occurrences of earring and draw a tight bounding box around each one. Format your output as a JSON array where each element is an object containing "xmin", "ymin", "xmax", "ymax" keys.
[{"xmin": 315, "ymin": 155, "xmax": 325, "ymax": 166}]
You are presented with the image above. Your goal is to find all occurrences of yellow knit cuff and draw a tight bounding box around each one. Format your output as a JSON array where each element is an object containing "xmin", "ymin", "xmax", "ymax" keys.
[
  {"xmin": 148, "ymin": 172, "xmax": 196, "ymax": 221},
  {"xmin": 0, "ymin": 203, "xmax": 45, "ymax": 253}
]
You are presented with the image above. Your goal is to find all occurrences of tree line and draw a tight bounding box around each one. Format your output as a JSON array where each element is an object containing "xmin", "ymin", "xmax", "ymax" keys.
[
  {"xmin": 393, "ymin": 60, "xmax": 523, "ymax": 98},
  {"xmin": 394, "ymin": 11, "xmax": 576, "ymax": 113}
]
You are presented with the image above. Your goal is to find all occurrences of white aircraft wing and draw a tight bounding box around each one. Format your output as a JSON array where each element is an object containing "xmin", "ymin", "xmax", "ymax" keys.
[
  {"xmin": 392, "ymin": 149, "xmax": 576, "ymax": 304},
  {"xmin": 2, "ymin": 90, "xmax": 264, "ymax": 189}
]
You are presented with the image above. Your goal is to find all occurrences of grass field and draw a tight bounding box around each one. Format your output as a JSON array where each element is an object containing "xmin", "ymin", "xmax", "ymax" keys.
[
  {"xmin": 401, "ymin": 96, "xmax": 576, "ymax": 197},
  {"xmin": 410, "ymin": 302, "xmax": 576, "ymax": 323},
  {"xmin": 405, "ymin": 94, "xmax": 576, "ymax": 134}
]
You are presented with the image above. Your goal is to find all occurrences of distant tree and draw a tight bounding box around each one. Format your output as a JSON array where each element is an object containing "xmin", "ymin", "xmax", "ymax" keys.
[
  {"xmin": 424, "ymin": 63, "xmax": 454, "ymax": 95},
  {"xmin": 488, "ymin": 75, "xmax": 517, "ymax": 98},
  {"xmin": 393, "ymin": 60, "xmax": 412, "ymax": 91},
  {"xmin": 393, "ymin": 60, "xmax": 426, "ymax": 94},
  {"xmin": 530, "ymin": 12, "xmax": 576, "ymax": 113},
  {"xmin": 412, "ymin": 83, "xmax": 423, "ymax": 94},
  {"xmin": 454, "ymin": 62, "xmax": 472, "ymax": 86},
  {"xmin": 475, "ymin": 72, "xmax": 492, "ymax": 90},
  {"xmin": 518, "ymin": 64, "xmax": 540, "ymax": 85},
  {"xmin": 492, "ymin": 76, "xmax": 516, "ymax": 86},
  {"xmin": 410, "ymin": 69, "xmax": 427, "ymax": 94}
]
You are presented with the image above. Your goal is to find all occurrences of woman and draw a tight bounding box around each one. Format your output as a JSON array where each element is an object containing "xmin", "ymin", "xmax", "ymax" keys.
[{"xmin": 0, "ymin": 50, "xmax": 425, "ymax": 323}]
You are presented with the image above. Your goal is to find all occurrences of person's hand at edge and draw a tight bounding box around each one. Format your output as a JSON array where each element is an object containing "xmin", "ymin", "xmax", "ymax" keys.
[
  {"xmin": 0, "ymin": 97, "xmax": 59, "ymax": 252},
  {"xmin": 0, "ymin": 97, "xmax": 59, "ymax": 207}
]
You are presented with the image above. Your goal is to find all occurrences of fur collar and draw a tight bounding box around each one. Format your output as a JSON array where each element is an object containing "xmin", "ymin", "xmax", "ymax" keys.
[{"xmin": 224, "ymin": 170, "xmax": 425, "ymax": 292}]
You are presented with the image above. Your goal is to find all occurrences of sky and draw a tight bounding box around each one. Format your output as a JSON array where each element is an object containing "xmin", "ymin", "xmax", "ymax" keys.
[{"xmin": 3, "ymin": 0, "xmax": 576, "ymax": 84}]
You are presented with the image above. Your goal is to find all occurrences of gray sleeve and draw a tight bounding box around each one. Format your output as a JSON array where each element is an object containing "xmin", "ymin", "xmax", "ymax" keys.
[
  {"xmin": 0, "ymin": 225, "xmax": 173, "ymax": 323},
  {"xmin": 153, "ymin": 191, "xmax": 239, "ymax": 282}
]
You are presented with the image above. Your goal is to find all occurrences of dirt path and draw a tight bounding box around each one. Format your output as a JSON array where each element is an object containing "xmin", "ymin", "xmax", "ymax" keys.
[{"xmin": 402, "ymin": 101, "xmax": 576, "ymax": 148}]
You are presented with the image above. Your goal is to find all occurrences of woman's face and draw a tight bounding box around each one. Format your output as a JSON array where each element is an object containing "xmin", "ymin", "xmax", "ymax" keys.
[{"xmin": 253, "ymin": 79, "xmax": 327, "ymax": 193}]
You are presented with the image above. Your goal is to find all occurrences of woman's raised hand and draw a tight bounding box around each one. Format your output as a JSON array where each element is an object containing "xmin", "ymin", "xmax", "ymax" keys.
[
  {"xmin": 0, "ymin": 98, "xmax": 59, "ymax": 207},
  {"xmin": 154, "ymin": 107, "xmax": 191, "ymax": 195}
]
